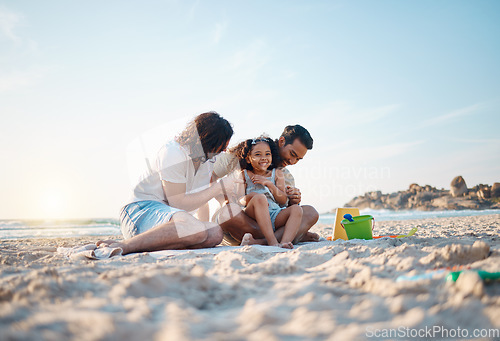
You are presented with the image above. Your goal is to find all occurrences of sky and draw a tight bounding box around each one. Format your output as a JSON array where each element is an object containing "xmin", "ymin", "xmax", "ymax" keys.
[{"xmin": 1, "ymin": 0, "xmax": 499, "ymax": 220}]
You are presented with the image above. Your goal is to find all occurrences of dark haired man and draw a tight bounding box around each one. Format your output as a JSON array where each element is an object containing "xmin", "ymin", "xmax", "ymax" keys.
[
  {"xmin": 98, "ymin": 112, "xmax": 241, "ymax": 254},
  {"xmin": 212, "ymin": 124, "xmax": 320, "ymax": 245}
]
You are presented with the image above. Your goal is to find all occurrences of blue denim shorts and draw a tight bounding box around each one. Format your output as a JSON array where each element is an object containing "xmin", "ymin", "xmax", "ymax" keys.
[
  {"xmin": 119, "ymin": 200, "xmax": 183, "ymax": 239},
  {"xmin": 269, "ymin": 207, "xmax": 285, "ymax": 231}
]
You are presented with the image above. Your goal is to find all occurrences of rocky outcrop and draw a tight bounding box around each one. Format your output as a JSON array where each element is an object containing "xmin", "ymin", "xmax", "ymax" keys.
[
  {"xmin": 450, "ymin": 176, "xmax": 467, "ymax": 197},
  {"xmin": 491, "ymin": 183, "xmax": 500, "ymax": 198},
  {"xmin": 344, "ymin": 176, "xmax": 500, "ymax": 211}
]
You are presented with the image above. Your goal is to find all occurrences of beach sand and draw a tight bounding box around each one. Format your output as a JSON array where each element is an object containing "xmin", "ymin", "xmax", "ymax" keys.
[{"xmin": 1, "ymin": 214, "xmax": 499, "ymax": 340}]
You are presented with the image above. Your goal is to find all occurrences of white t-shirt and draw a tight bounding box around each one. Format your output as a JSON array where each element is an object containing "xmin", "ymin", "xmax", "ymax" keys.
[
  {"xmin": 129, "ymin": 140, "xmax": 214, "ymax": 207},
  {"xmin": 213, "ymin": 152, "xmax": 296, "ymax": 187}
]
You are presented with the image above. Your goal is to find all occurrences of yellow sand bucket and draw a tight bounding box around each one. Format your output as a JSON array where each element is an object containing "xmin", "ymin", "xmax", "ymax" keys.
[{"xmin": 341, "ymin": 215, "xmax": 374, "ymax": 240}]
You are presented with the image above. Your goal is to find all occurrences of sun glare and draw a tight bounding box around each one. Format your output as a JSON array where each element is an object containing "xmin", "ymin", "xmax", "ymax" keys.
[{"xmin": 40, "ymin": 189, "xmax": 66, "ymax": 219}]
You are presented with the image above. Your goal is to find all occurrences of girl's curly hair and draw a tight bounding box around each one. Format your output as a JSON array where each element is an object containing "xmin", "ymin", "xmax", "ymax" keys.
[{"xmin": 228, "ymin": 135, "xmax": 281, "ymax": 171}]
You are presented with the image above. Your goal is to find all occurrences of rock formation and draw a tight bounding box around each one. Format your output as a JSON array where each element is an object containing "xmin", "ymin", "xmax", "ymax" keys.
[
  {"xmin": 344, "ymin": 176, "xmax": 500, "ymax": 211},
  {"xmin": 491, "ymin": 183, "xmax": 500, "ymax": 198},
  {"xmin": 450, "ymin": 175, "xmax": 467, "ymax": 197}
]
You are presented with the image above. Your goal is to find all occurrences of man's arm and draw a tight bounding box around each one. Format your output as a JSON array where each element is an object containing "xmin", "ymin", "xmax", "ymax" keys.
[
  {"xmin": 162, "ymin": 176, "xmax": 241, "ymax": 212},
  {"xmin": 211, "ymin": 173, "xmax": 226, "ymax": 205},
  {"xmin": 281, "ymin": 167, "xmax": 301, "ymax": 205},
  {"xmin": 212, "ymin": 152, "xmax": 239, "ymax": 180}
]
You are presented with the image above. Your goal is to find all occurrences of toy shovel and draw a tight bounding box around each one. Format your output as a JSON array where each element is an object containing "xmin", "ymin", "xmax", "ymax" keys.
[{"xmin": 373, "ymin": 227, "xmax": 418, "ymax": 239}]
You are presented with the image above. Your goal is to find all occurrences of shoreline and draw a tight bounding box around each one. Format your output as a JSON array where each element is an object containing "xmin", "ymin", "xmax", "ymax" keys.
[
  {"xmin": 2, "ymin": 209, "xmax": 500, "ymax": 240},
  {"xmin": 1, "ymin": 214, "xmax": 499, "ymax": 340}
]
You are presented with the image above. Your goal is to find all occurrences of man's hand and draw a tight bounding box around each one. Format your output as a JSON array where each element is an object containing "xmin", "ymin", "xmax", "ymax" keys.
[{"xmin": 286, "ymin": 185, "xmax": 301, "ymax": 205}]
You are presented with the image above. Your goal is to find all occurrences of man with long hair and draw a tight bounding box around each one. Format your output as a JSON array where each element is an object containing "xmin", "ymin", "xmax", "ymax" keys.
[{"xmin": 98, "ymin": 112, "xmax": 240, "ymax": 253}]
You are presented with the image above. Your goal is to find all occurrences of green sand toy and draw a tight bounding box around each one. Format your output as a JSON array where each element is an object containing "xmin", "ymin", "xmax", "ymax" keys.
[
  {"xmin": 373, "ymin": 227, "xmax": 418, "ymax": 239},
  {"xmin": 446, "ymin": 270, "xmax": 500, "ymax": 282}
]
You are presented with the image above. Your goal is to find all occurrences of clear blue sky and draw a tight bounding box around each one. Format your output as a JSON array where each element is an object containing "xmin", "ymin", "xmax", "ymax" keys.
[{"xmin": 1, "ymin": 0, "xmax": 499, "ymax": 219}]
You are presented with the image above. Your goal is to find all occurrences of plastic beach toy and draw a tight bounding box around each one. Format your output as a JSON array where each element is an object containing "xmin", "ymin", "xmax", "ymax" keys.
[
  {"xmin": 396, "ymin": 269, "xmax": 448, "ymax": 282},
  {"xmin": 396, "ymin": 265, "xmax": 467, "ymax": 282},
  {"xmin": 332, "ymin": 208, "xmax": 360, "ymax": 241},
  {"xmin": 343, "ymin": 214, "xmax": 355, "ymax": 222},
  {"xmin": 446, "ymin": 270, "xmax": 500, "ymax": 282},
  {"xmin": 373, "ymin": 227, "xmax": 418, "ymax": 239},
  {"xmin": 341, "ymin": 214, "xmax": 374, "ymax": 240}
]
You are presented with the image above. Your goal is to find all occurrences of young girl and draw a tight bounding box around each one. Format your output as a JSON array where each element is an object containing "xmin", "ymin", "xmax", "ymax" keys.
[{"xmin": 230, "ymin": 136, "xmax": 303, "ymax": 249}]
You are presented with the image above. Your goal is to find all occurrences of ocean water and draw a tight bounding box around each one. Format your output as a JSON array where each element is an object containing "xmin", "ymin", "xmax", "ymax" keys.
[
  {"xmin": 0, "ymin": 219, "xmax": 121, "ymax": 240},
  {"xmin": 1, "ymin": 209, "xmax": 499, "ymax": 239}
]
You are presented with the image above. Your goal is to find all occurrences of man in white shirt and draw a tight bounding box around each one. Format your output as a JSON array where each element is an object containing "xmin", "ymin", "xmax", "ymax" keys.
[
  {"xmin": 212, "ymin": 125, "xmax": 320, "ymax": 245},
  {"xmin": 98, "ymin": 112, "xmax": 241, "ymax": 254}
]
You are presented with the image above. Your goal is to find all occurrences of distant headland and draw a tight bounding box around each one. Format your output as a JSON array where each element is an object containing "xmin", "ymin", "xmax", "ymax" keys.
[{"xmin": 344, "ymin": 176, "xmax": 500, "ymax": 211}]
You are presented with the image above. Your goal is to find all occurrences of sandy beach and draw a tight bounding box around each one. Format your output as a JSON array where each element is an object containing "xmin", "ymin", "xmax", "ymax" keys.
[{"xmin": 1, "ymin": 214, "xmax": 499, "ymax": 340}]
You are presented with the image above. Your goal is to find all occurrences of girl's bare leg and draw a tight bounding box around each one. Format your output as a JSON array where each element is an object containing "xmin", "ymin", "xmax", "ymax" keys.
[
  {"xmin": 245, "ymin": 194, "xmax": 288, "ymax": 248},
  {"xmin": 274, "ymin": 205, "xmax": 303, "ymax": 247}
]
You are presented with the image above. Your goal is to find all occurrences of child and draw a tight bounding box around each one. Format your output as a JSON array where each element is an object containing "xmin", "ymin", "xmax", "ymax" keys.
[{"xmin": 229, "ymin": 136, "xmax": 303, "ymax": 249}]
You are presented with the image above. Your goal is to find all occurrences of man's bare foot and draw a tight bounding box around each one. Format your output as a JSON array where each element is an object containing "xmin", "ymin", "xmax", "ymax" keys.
[
  {"xmin": 240, "ymin": 233, "xmax": 269, "ymax": 246},
  {"xmin": 300, "ymin": 232, "xmax": 320, "ymax": 242},
  {"xmin": 240, "ymin": 233, "xmax": 255, "ymax": 246},
  {"xmin": 96, "ymin": 239, "xmax": 129, "ymax": 254}
]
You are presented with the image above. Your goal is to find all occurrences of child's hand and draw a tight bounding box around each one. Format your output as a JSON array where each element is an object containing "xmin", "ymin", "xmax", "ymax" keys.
[{"xmin": 251, "ymin": 174, "xmax": 271, "ymax": 187}]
